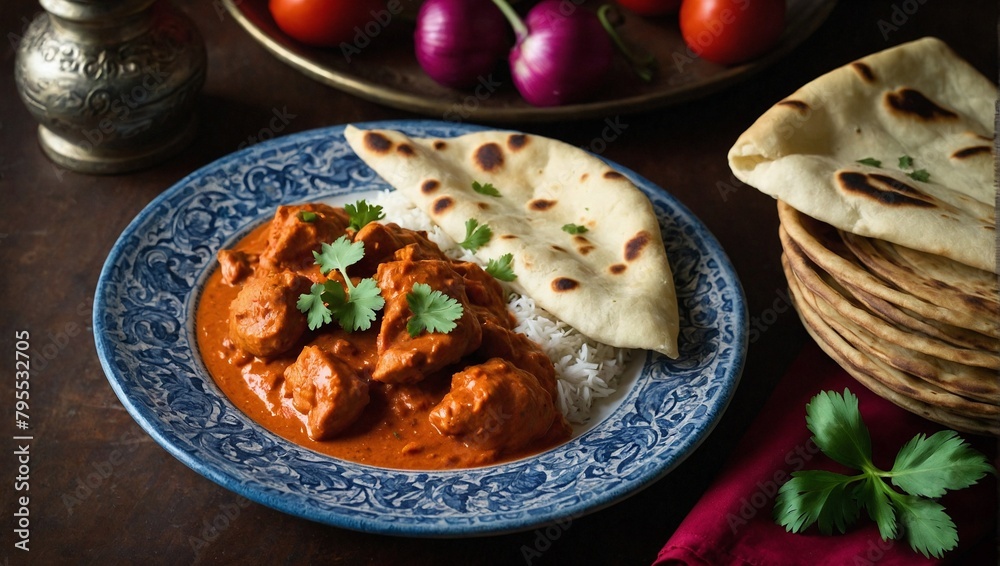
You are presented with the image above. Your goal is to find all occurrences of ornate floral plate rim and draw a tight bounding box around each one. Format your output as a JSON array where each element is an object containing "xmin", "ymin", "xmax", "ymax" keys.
[{"xmin": 94, "ymin": 119, "xmax": 747, "ymax": 536}]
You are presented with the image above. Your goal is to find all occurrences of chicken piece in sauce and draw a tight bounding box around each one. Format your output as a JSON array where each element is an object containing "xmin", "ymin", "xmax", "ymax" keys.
[
  {"xmin": 429, "ymin": 358, "xmax": 564, "ymax": 453},
  {"xmin": 217, "ymin": 249, "xmax": 256, "ymax": 286},
  {"xmin": 478, "ymin": 320, "xmax": 559, "ymax": 403},
  {"xmin": 351, "ymin": 222, "xmax": 447, "ymax": 276},
  {"xmin": 283, "ymin": 346, "xmax": 369, "ymax": 440},
  {"xmin": 259, "ymin": 203, "xmax": 350, "ymax": 271},
  {"xmin": 372, "ymin": 259, "xmax": 482, "ymax": 384},
  {"xmin": 451, "ymin": 261, "xmax": 514, "ymax": 329},
  {"xmin": 228, "ymin": 271, "xmax": 310, "ymax": 358}
]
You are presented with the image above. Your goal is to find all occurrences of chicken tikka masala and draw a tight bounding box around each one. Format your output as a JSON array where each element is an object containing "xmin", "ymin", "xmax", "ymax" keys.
[{"xmin": 196, "ymin": 201, "xmax": 571, "ymax": 469}]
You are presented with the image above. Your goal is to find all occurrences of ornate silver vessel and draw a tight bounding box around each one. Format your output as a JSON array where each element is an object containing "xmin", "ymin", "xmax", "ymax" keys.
[{"xmin": 14, "ymin": 0, "xmax": 206, "ymax": 174}]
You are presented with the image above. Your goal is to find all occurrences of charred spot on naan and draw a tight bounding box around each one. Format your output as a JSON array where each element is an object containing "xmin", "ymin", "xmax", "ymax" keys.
[
  {"xmin": 777, "ymin": 99, "xmax": 810, "ymax": 113},
  {"xmin": 396, "ymin": 143, "xmax": 416, "ymax": 156},
  {"xmin": 603, "ymin": 171, "xmax": 625, "ymax": 180},
  {"xmin": 624, "ymin": 231, "xmax": 653, "ymax": 262},
  {"xmin": 550, "ymin": 245, "xmax": 568, "ymax": 253},
  {"xmin": 421, "ymin": 179, "xmax": 440, "ymax": 194},
  {"xmin": 884, "ymin": 88, "xmax": 958, "ymax": 121},
  {"xmin": 574, "ymin": 235, "xmax": 595, "ymax": 256},
  {"xmin": 580, "ymin": 173, "xmax": 589, "ymax": 182},
  {"xmin": 851, "ymin": 62, "xmax": 876, "ymax": 82},
  {"xmin": 433, "ymin": 140, "xmax": 447, "ymax": 150},
  {"xmin": 364, "ymin": 131, "xmax": 393, "ymax": 153},
  {"xmin": 474, "ymin": 143, "xmax": 504, "ymax": 172},
  {"xmin": 951, "ymin": 146, "xmax": 992, "ymax": 160},
  {"xmin": 529, "ymin": 199, "xmax": 557, "ymax": 211},
  {"xmin": 609, "ymin": 264, "xmax": 627, "ymax": 275},
  {"xmin": 836, "ymin": 171, "xmax": 935, "ymax": 207},
  {"xmin": 551, "ymin": 277, "xmax": 580, "ymax": 292},
  {"xmin": 432, "ymin": 196, "xmax": 455, "ymax": 215},
  {"xmin": 507, "ymin": 134, "xmax": 528, "ymax": 151}
]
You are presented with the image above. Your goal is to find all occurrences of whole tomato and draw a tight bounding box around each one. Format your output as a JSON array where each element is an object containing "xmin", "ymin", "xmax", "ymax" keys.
[
  {"xmin": 679, "ymin": 0, "xmax": 786, "ymax": 65},
  {"xmin": 616, "ymin": 0, "xmax": 682, "ymax": 16},
  {"xmin": 269, "ymin": 0, "xmax": 385, "ymax": 47}
]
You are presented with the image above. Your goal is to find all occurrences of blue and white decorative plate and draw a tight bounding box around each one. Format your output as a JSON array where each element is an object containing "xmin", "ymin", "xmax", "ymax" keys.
[{"xmin": 95, "ymin": 120, "xmax": 747, "ymax": 536}]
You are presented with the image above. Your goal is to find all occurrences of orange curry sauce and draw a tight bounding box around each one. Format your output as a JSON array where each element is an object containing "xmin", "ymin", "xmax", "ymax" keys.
[{"xmin": 196, "ymin": 205, "xmax": 570, "ymax": 470}]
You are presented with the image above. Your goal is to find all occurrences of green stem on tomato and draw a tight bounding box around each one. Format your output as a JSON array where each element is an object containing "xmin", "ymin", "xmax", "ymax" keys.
[
  {"xmin": 597, "ymin": 4, "xmax": 655, "ymax": 82},
  {"xmin": 490, "ymin": 0, "xmax": 529, "ymax": 41}
]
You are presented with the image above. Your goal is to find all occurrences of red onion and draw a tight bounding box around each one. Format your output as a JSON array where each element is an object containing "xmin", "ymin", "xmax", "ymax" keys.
[
  {"xmin": 414, "ymin": 0, "xmax": 510, "ymax": 89},
  {"xmin": 493, "ymin": 0, "xmax": 614, "ymax": 107}
]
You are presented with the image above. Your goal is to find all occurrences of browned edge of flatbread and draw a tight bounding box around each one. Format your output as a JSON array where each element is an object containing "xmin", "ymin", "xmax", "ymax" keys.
[
  {"xmin": 840, "ymin": 230, "xmax": 1000, "ymax": 321},
  {"xmin": 777, "ymin": 201, "xmax": 1000, "ymax": 337},
  {"xmin": 783, "ymin": 257, "xmax": 1000, "ymax": 437},
  {"xmin": 781, "ymin": 225, "xmax": 1000, "ymax": 371}
]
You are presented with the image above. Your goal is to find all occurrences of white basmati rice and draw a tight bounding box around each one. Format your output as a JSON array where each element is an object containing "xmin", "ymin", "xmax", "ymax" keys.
[{"xmin": 372, "ymin": 190, "xmax": 630, "ymax": 424}]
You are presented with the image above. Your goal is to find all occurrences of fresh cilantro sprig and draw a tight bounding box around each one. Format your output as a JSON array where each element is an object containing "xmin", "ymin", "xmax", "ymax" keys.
[
  {"xmin": 562, "ymin": 223, "xmax": 588, "ymax": 235},
  {"xmin": 774, "ymin": 389, "xmax": 995, "ymax": 559},
  {"xmin": 460, "ymin": 218, "xmax": 492, "ymax": 252},
  {"xmin": 405, "ymin": 283, "xmax": 463, "ymax": 337},
  {"xmin": 297, "ymin": 236, "xmax": 385, "ymax": 331},
  {"xmin": 485, "ymin": 253, "xmax": 516, "ymax": 282},
  {"xmin": 472, "ymin": 181, "xmax": 501, "ymax": 197},
  {"xmin": 345, "ymin": 200, "xmax": 385, "ymax": 231}
]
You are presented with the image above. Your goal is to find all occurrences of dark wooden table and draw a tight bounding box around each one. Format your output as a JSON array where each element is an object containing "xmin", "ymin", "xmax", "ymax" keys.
[{"xmin": 1, "ymin": 1, "xmax": 996, "ymax": 564}]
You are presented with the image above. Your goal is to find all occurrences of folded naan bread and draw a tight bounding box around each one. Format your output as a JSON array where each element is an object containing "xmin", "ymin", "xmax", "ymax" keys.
[
  {"xmin": 728, "ymin": 37, "xmax": 997, "ymax": 273},
  {"xmin": 345, "ymin": 125, "xmax": 679, "ymax": 358}
]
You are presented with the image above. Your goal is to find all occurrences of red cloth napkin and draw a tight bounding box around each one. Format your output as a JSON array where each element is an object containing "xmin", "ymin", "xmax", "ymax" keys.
[{"xmin": 654, "ymin": 341, "xmax": 998, "ymax": 566}]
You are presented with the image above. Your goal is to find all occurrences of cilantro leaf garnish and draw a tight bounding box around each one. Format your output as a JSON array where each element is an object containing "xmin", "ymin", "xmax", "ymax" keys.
[
  {"xmin": 775, "ymin": 389, "xmax": 995, "ymax": 559},
  {"xmin": 297, "ymin": 210, "xmax": 318, "ymax": 223},
  {"xmin": 405, "ymin": 283, "xmax": 463, "ymax": 337},
  {"xmin": 297, "ymin": 281, "xmax": 339, "ymax": 330},
  {"xmin": 345, "ymin": 200, "xmax": 385, "ymax": 231},
  {"xmin": 856, "ymin": 157, "xmax": 882, "ymax": 167},
  {"xmin": 898, "ymin": 155, "xmax": 914, "ymax": 169},
  {"xmin": 561, "ymin": 223, "xmax": 589, "ymax": 235},
  {"xmin": 460, "ymin": 218, "xmax": 492, "ymax": 252},
  {"xmin": 907, "ymin": 169, "xmax": 931, "ymax": 182},
  {"xmin": 472, "ymin": 181, "xmax": 501, "ymax": 197},
  {"xmin": 298, "ymin": 236, "xmax": 385, "ymax": 332},
  {"xmin": 485, "ymin": 253, "xmax": 516, "ymax": 282}
]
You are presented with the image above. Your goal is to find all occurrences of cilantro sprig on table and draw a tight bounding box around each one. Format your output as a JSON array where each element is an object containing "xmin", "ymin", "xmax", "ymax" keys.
[
  {"xmin": 297, "ymin": 236, "xmax": 385, "ymax": 332},
  {"xmin": 774, "ymin": 389, "xmax": 995, "ymax": 558}
]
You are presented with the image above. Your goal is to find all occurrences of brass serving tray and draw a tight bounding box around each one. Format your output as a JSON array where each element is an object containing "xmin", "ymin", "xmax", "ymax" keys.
[{"xmin": 223, "ymin": 0, "xmax": 836, "ymax": 123}]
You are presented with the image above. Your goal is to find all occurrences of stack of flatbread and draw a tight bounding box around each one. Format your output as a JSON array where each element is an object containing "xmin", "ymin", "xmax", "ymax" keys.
[{"xmin": 728, "ymin": 37, "xmax": 999, "ymax": 436}]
